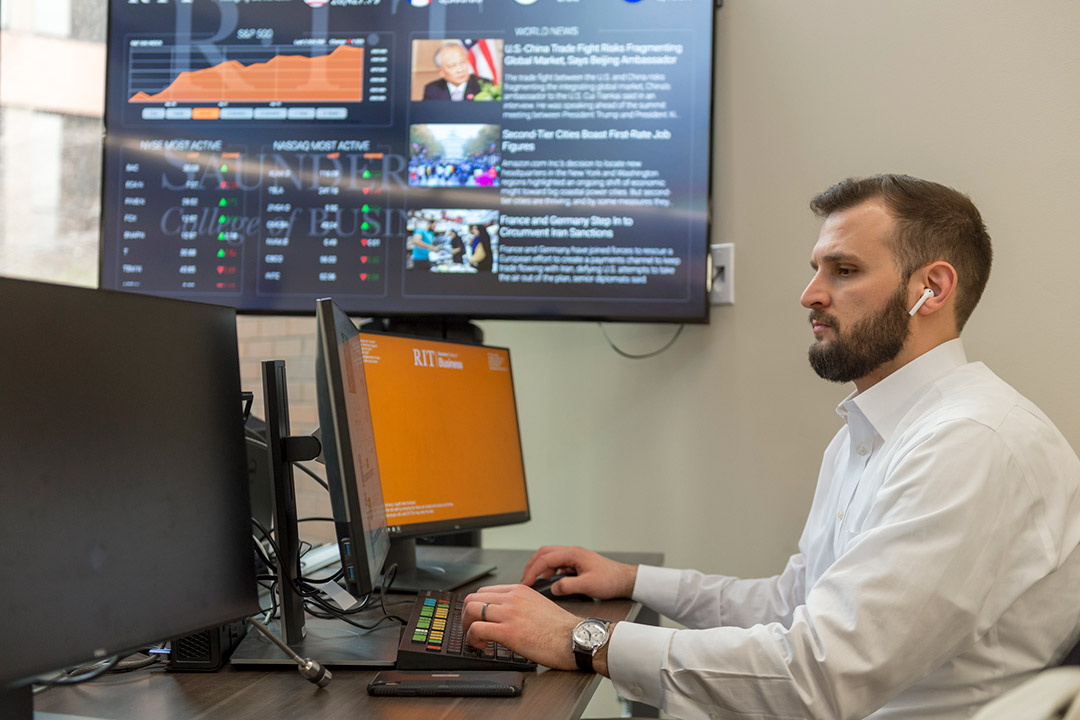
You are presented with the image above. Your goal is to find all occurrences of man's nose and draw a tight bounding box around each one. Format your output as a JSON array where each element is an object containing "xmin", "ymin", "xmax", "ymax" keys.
[{"xmin": 801, "ymin": 275, "xmax": 828, "ymax": 309}]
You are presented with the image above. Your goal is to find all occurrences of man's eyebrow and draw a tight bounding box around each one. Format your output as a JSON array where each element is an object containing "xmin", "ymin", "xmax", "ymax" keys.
[{"xmin": 811, "ymin": 252, "xmax": 862, "ymax": 269}]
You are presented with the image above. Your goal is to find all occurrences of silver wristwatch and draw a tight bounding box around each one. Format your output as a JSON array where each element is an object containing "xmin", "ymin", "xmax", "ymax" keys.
[{"xmin": 572, "ymin": 617, "xmax": 613, "ymax": 672}]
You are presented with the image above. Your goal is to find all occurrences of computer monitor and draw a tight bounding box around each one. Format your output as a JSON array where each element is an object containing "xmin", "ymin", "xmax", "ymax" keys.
[
  {"xmin": 357, "ymin": 327, "xmax": 530, "ymax": 591},
  {"xmin": 230, "ymin": 345, "xmax": 400, "ymax": 668},
  {"xmin": 314, "ymin": 299, "xmax": 530, "ymax": 592},
  {"xmin": 0, "ymin": 277, "xmax": 259, "ymax": 718},
  {"xmin": 315, "ymin": 298, "xmax": 392, "ymax": 598}
]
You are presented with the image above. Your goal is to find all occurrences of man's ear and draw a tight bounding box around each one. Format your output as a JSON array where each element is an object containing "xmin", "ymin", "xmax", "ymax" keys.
[{"xmin": 914, "ymin": 261, "xmax": 958, "ymax": 315}]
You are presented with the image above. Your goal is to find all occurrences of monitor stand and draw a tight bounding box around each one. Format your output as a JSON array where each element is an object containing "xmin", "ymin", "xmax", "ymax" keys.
[
  {"xmin": 384, "ymin": 537, "xmax": 495, "ymax": 594},
  {"xmin": 231, "ymin": 360, "xmax": 397, "ymax": 668},
  {"xmin": 231, "ymin": 616, "xmax": 399, "ymax": 667}
]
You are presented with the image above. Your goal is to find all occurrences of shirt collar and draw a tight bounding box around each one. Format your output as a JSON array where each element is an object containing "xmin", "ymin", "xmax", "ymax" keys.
[{"xmin": 836, "ymin": 338, "xmax": 968, "ymax": 440}]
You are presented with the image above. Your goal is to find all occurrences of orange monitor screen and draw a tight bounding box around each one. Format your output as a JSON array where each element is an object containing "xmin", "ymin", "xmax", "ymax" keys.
[{"xmin": 357, "ymin": 332, "xmax": 528, "ymax": 534}]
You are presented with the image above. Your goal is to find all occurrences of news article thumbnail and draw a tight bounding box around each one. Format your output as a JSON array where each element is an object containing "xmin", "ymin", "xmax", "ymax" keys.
[
  {"xmin": 412, "ymin": 38, "xmax": 503, "ymax": 102},
  {"xmin": 409, "ymin": 123, "xmax": 500, "ymax": 187},
  {"xmin": 406, "ymin": 209, "xmax": 499, "ymax": 274}
]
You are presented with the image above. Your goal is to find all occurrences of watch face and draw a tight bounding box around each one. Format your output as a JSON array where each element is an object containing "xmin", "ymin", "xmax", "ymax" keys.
[{"xmin": 573, "ymin": 619, "xmax": 609, "ymax": 650}]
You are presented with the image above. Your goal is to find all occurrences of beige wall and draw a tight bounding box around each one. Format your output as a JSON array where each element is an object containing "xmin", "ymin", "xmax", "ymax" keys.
[{"xmin": 238, "ymin": 0, "xmax": 1080, "ymax": 580}]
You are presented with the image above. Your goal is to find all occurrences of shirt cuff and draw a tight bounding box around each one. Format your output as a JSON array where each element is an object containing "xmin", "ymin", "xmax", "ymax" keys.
[
  {"xmin": 632, "ymin": 564, "xmax": 683, "ymax": 615},
  {"xmin": 607, "ymin": 619, "xmax": 676, "ymax": 709}
]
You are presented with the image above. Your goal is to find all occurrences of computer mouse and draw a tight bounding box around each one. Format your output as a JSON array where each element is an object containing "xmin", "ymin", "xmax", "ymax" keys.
[{"xmin": 530, "ymin": 573, "xmax": 593, "ymax": 602}]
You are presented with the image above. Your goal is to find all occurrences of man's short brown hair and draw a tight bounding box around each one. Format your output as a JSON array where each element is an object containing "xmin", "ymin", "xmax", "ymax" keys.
[{"xmin": 810, "ymin": 174, "xmax": 992, "ymax": 332}]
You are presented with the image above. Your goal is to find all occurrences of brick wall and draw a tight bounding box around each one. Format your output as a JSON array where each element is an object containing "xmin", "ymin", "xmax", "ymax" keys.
[{"xmin": 237, "ymin": 315, "xmax": 335, "ymax": 545}]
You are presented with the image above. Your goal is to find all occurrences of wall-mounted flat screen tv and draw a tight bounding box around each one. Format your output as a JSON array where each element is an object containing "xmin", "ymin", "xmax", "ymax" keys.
[{"xmin": 100, "ymin": 0, "xmax": 716, "ymax": 322}]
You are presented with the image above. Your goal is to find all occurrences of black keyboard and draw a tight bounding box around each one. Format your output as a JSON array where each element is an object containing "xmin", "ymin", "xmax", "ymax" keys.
[{"xmin": 395, "ymin": 589, "xmax": 537, "ymax": 671}]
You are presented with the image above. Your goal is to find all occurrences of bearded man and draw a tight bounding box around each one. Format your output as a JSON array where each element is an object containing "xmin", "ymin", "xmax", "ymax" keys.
[{"xmin": 459, "ymin": 174, "xmax": 1080, "ymax": 720}]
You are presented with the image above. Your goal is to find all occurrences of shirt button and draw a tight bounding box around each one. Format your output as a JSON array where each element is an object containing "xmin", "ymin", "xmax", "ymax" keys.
[
  {"xmin": 856, "ymin": 445, "xmax": 868, "ymax": 456},
  {"xmin": 837, "ymin": 510, "xmax": 845, "ymax": 520},
  {"xmin": 631, "ymin": 685, "xmax": 644, "ymax": 698}
]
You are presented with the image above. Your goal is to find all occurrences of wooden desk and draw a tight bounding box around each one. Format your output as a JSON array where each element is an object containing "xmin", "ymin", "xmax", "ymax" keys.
[{"xmin": 34, "ymin": 547, "xmax": 663, "ymax": 720}]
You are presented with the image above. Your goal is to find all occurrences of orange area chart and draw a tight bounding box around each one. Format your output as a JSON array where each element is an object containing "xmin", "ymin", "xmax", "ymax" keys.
[{"xmin": 129, "ymin": 45, "xmax": 365, "ymax": 103}]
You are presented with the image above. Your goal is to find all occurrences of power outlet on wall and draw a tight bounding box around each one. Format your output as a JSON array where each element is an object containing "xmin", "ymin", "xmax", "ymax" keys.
[{"xmin": 709, "ymin": 243, "xmax": 734, "ymax": 305}]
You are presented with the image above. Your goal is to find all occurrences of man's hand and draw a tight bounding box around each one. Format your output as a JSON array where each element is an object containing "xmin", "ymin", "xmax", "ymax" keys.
[
  {"xmin": 521, "ymin": 545, "xmax": 638, "ymax": 600},
  {"xmin": 461, "ymin": 584, "xmax": 581, "ymax": 671}
]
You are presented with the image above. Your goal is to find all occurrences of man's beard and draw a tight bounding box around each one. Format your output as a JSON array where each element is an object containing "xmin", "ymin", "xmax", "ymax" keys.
[{"xmin": 808, "ymin": 285, "xmax": 911, "ymax": 384}]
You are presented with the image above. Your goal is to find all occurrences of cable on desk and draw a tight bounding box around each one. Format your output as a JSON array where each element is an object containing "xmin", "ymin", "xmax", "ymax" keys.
[
  {"xmin": 249, "ymin": 517, "xmax": 405, "ymax": 631},
  {"xmin": 111, "ymin": 651, "xmax": 164, "ymax": 673},
  {"xmin": 31, "ymin": 647, "xmax": 168, "ymax": 697},
  {"xmin": 301, "ymin": 562, "xmax": 406, "ymax": 628},
  {"xmin": 258, "ymin": 578, "xmax": 281, "ymax": 622},
  {"xmin": 252, "ymin": 532, "xmax": 275, "ymax": 570},
  {"xmin": 32, "ymin": 656, "xmax": 120, "ymax": 693}
]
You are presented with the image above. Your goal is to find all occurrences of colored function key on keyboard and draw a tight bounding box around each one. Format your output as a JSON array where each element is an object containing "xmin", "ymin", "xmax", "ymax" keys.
[
  {"xmin": 411, "ymin": 598, "xmax": 453, "ymax": 652},
  {"xmin": 397, "ymin": 589, "xmax": 537, "ymax": 670}
]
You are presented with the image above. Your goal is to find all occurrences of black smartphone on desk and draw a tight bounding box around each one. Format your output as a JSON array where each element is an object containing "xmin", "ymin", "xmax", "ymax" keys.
[{"xmin": 368, "ymin": 670, "xmax": 525, "ymax": 697}]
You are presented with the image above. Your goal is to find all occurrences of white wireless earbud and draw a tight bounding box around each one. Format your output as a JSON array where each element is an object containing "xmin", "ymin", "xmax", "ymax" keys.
[{"xmin": 908, "ymin": 288, "xmax": 934, "ymax": 316}]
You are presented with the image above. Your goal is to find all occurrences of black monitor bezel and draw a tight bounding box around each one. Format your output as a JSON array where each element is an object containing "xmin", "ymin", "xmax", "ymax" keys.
[
  {"xmin": 0, "ymin": 276, "xmax": 259, "ymax": 691},
  {"xmin": 314, "ymin": 298, "xmax": 392, "ymax": 597}
]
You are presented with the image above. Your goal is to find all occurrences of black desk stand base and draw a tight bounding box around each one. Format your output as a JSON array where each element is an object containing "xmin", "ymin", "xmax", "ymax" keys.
[
  {"xmin": 385, "ymin": 538, "xmax": 495, "ymax": 594},
  {"xmin": 230, "ymin": 617, "xmax": 399, "ymax": 667},
  {"xmin": 387, "ymin": 561, "xmax": 496, "ymax": 594}
]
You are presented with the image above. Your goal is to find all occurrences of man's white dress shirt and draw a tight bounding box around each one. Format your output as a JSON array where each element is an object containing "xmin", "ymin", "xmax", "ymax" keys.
[{"xmin": 609, "ymin": 340, "xmax": 1080, "ymax": 719}]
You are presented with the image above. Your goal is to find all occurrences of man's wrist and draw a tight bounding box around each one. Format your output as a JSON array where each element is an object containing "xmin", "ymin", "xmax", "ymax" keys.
[
  {"xmin": 592, "ymin": 621, "xmax": 616, "ymax": 677},
  {"xmin": 623, "ymin": 564, "xmax": 639, "ymax": 598}
]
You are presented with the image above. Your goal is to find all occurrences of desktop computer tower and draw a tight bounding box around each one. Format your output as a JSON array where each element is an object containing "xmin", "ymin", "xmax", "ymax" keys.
[{"xmin": 168, "ymin": 619, "xmax": 249, "ymax": 672}]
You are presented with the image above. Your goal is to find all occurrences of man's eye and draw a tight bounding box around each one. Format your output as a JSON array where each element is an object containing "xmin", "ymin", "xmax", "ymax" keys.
[{"xmin": 837, "ymin": 267, "xmax": 855, "ymax": 277}]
